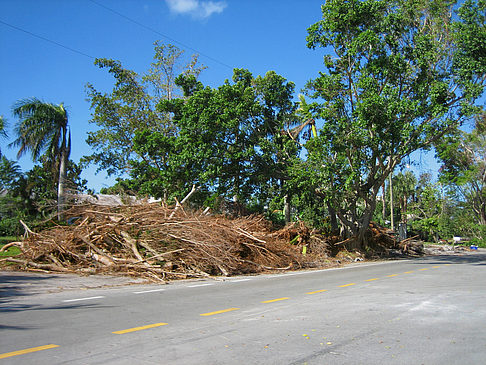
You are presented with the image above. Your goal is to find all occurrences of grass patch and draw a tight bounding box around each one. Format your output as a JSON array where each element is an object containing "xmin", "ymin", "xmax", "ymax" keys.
[
  {"xmin": 0, "ymin": 237, "xmax": 22, "ymax": 258},
  {"xmin": 0, "ymin": 236, "xmax": 20, "ymax": 244},
  {"xmin": 0, "ymin": 245, "xmax": 21, "ymax": 257}
]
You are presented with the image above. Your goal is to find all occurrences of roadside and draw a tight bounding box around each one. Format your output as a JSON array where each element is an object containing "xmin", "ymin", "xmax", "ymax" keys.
[{"xmin": 1, "ymin": 245, "xmax": 483, "ymax": 298}]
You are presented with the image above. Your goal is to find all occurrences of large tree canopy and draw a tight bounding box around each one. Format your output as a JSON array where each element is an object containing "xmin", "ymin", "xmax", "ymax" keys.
[
  {"xmin": 83, "ymin": 41, "xmax": 205, "ymax": 176},
  {"xmin": 129, "ymin": 69, "xmax": 298, "ymax": 207},
  {"xmin": 303, "ymin": 0, "xmax": 486, "ymax": 247},
  {"xmin": 437, "ymin": 114, "xmax": 486, "ymax": 229}
]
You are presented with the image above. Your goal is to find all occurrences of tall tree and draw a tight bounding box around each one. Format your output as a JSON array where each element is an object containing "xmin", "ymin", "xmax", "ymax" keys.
[
  {"xmin": 437, "ymin": 113, "xmax": 486, "ymax": 236},
  {"xmin": 11, "ymin": 98, "xmax": 71, "ymax": 220},
  {"xmin": 84, "ymin": 41, "xmax": 205, "ymax": 177},
  {"xmin": 132, "ymin": 69, "xmax": 297, "ymax": 210},
  {"xmin": 392, "ymin": 170, "xmax": 417, "ymax": 224},
  {"xmin": 303, "ymin": 0, "xmax": 486, "ymax": 248}
]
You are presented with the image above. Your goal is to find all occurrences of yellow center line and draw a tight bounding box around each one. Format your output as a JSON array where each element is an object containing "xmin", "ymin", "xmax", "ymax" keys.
[
  {"xmin": 365, "ymin": 278, "xmax": 379, "ymax": 281},
  {"xmin": 432, "ymin": 266, "xmax": 440, "ymax": 268},
  {"xmin": 306, "ymin": 289, "xmax": 328, "ymax": 294},
  {"xmin": 0, "ymin": 344, "xmax": 59, "ymax": 359},
  {"xmin": 200, "ymin": 308, "xmax": 240, "ymax": 316},
  {"xmin": 419, "ymin": 268, "xmax": 429, "ymax": 271},
  {"xmin": 339, "ymin": 283, "xmax": 355, "ymax": 287},
  {"xmin": 387, "ymin": 274, "xmax": 398, "ymax": 277},
  {"xmin": 261, "ymin": 297, "xmax": 290, "ymax": 303},
  {"xmin": 112, "ymin": 322, "xmax": 168, "ymax": 334},
  {"xmin": 403, "ymin": 271, "xmax": 414, "ymax": 274}
]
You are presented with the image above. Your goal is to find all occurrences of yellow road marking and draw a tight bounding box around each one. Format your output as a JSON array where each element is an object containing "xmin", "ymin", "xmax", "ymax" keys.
[
  {"xmin": 419, "ymin": 268, "xmax": 429, "ymax": 271},
  {"xmin": 403, "ymin": 271, "xmax": 414, "ymax": 274},
  {"xmin": 200, "ymin": 308, "xmax": 240, "ymax": 316},
  {"xmin": 112, "ymin": 322, "xmax": 168, "ymax": 334},
  {"xmin": 365, "ymin": 278, "xmax": 379, "ymax": 281},
  {"xmin": 306, "ymin": 289, "xmax": 328, "ymax": 294},
  {"xmin": 0, "ymin": 344, "xmax": 59, "ymax": 359},
  {"xmin": 387, "ymin": 274, "xmax": 398, "ymax": 277},
  {"xmin": 261, "ymin": 297, "xmax": 290, "ymax": 303},
  {"xmin": 432, "ymin": 266, "xmax": 440, "ymax": 268},
  {"xmin": 339, "ymin": 283, "xmax": 355, "ymax": 287}
]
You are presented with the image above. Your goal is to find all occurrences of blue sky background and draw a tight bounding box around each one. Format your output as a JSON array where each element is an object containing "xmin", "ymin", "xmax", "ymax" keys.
[{"xmin": 1, "ymin": 0, "xmax": 439, "ymax": 192}]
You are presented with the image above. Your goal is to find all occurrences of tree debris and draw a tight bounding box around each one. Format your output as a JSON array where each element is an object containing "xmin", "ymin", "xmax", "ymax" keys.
[{"xmin": 1, "ymin": 202, "xmax": 424, "ymax": 280}]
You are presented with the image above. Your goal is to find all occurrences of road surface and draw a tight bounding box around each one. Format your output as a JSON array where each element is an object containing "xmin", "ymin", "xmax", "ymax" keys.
[{"xmin": 1, "ymin": 251, "xmax": 485, "ymax": 364}]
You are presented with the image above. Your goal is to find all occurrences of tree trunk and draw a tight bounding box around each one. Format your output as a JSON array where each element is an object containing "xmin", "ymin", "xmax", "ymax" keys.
[
  {"xmin": 57, "ymin": 149, "xmax": 67, "ymax": 221},
  {"xmin": 389, "ymin": 175, "xmax": 394, "ymax": 231},
  {"xmin": 283, "ymin": 194, "xmax": 291, "ymax": 224},
  {"xmin": 327, "ymin": 202, "xmax": 339, "ymax": 233},
  {"xmin": 382, "ymin": 184, "xmax": 386, "ymax": 224},
  {"xmin": 57, "ymin": 130, "xmax": 70, "ymax": 221}
]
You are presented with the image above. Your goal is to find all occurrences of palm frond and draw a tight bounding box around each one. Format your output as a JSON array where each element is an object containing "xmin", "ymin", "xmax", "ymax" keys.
[{"xmin": 11, "ymin": 98, "xmax": 69, "ymax": 162}]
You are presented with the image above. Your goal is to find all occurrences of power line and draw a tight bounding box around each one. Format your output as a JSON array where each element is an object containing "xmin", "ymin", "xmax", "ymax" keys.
[
  {"xmin": 87, "ymin": 0, "xmax": 233, "ymax": 70},
  {"xmin": 0, "ymin": 19, "xmax": 95, "ymax": 60}
]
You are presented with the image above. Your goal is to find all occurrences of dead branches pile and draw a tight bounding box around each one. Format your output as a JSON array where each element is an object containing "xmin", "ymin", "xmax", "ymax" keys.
[
  {"xmin": 3, "ymin": 203, "xmax": 307, "ymax": 281},
  {"xmin": 369, "ymin": 222, "xmax": 424, "ymax": 257}
]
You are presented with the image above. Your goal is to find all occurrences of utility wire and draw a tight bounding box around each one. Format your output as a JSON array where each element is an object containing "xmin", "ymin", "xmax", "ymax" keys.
[
  {"xmin": 87, "ymin": 0, "xmax": 233, "ymax": 70},
  {"xmin": 0, "ymin": 19, "xmax": 95, "ymax": 60}
]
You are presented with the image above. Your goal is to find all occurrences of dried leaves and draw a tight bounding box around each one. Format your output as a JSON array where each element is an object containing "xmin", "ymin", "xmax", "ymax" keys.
[{"xmin": 6, "ymin": 204, "xmax": 308, "ymax": 281}]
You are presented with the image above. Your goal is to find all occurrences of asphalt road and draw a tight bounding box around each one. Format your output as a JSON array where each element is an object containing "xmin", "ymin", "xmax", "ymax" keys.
[{"xmin": 1, "ymin": 252, "xmax": 485, "ymax": 364}]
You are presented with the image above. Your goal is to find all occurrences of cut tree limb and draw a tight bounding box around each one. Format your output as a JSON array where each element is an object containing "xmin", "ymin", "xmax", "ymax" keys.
[
  {"xmin": 169, "ymin": 185, "xmax": 198, "ymax": 219},
  {"xmin": 0, "ymin": 241, "xmax": 23, "ymax": 252}
]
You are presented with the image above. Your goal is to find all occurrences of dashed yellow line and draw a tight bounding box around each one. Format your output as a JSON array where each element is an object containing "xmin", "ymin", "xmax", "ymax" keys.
[
  {"xmin": 403, "ymin": 271, "xmax": 414, "ymax": 274},
  {"xmin": 432, "ymin": 266, "xmax": 440, "ymax": 268},
  {"xmin": 419, "ymin": 268, "xmax": 429, "ymax": 271},
  {"xmin": 112, "ymin": 322, "xmax": 168, "ymax": 334},
  {"xmin": 200, "ymin": 308, "xmax": 240, "ymax": 316},
  {"xmin": 339, "ymin": 283, "xmax": 355, "ymax": 287},
  {"xmin": 365, "ymin": 278, "xmax": 379, "ymax": 282},
  {"xmin": 387, "ymin": 274, "xmax": 398, "ymax": 277},
  {"xmin": 0, "ymin": 344, "xmax": 59, "ymax": 359},
  {"xmin": 306, "ymin": 289, "xmax": 328, "ymax": 294},
  {"xmin": 261, "ymin": 297, "xmax": 290, "ymax": 303}
]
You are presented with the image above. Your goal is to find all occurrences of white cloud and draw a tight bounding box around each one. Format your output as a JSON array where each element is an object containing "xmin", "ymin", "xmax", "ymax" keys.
[{"xmin": 165, "ymin": 0, "xmax": 227, "ymax": 19}]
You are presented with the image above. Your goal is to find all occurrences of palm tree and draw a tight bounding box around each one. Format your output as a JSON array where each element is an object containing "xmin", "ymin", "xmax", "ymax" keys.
[
  {"xmin": 0, "ymin": 115, "xmax": 7, "ymax": 157},
  {"xmin": 11, "ymin": 98, "xmax": 71, "ymax": 220}
]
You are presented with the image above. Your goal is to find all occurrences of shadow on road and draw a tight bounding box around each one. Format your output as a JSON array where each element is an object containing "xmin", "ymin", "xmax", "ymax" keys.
[
  {"xmin": 0, "ymin": 273, "xmax": 60, "ymax": 303},
  {"xmin": 0, "ymin": 301, "xmax": 112, "ymax": 314},
  {"xmin": 417, "ymin": 252, "xmax": 486, "ymax": 265}
]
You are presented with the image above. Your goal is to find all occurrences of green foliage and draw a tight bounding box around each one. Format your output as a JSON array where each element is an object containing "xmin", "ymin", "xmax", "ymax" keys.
[
  {"xmin": 435, "ymin": 113, "xmax": 486, "ymax": 242},
  {"xmin": 10, "ymin": 97, "xmax": 72, "ymax": 219},
  {"xmin": 132, "ymin": 68, "xmax": 298, "ymax": 208},
  {"xmin": 83, "ymin": 41, "xmax": 205, "ymax": 177},
  {"xmin": 11, "ymin": 98, "xmax": 70, "ymax": 164},
  {"xmin": 0, "ymin": 158, "xmax": 87, "ymax": 236},
  {"xmin": 0, "ymin": 115, "xmax": 7, "ymax": 157},
  {"xmin": 301, "ymin": 0, "xmax": 486, "ymax": 246}
]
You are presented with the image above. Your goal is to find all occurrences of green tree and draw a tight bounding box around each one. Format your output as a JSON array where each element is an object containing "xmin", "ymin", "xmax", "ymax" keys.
[
  {"xmin": 0, "ymin": 157, "xmax": 22, "ymax": 192},
  {"xmin": 11, "ymin": 98, "xmax": 71, "ymax": 220},
  {"xmin": 0, "ymin": 116, "xmax": 7, "ymax": 157},
  {"xmin": 437, "ymin": 113, "xmax": 486, "ymax": 242},
  {"xmin": 0, "ymin": 158, "xmax": 88, "ymax": 235},
  {"xmin": 303, "ymin": 0, "xmax": 486, "ymax": 248},
  {"xmin": 132, "ymin": 69, "xmax": 298, "ymax": 211},
  {"xmin": 392, "ymin": 170, "xmax": 417, "ymax": 224},
  {"xmin": 84, "ymin": 41, "xmax": 205, "ymax": 177}
]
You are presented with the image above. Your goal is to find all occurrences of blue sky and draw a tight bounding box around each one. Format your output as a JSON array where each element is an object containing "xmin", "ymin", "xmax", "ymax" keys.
[{"xmin": 0, "ymin": 0, "xmax": 439, "ymax": 192}]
